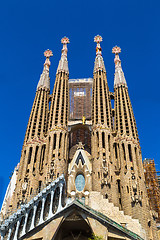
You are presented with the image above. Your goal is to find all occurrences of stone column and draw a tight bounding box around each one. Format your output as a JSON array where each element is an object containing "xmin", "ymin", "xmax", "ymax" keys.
[
  {"xmin": 48, "ymin": 189, "xmax": 54, "ymax": 218},
  {"xmin": 30, "ymin": 204, "xmax": 38, "ymax": 230},
  {"xmin": 13, "ymin": 220, "xmax": 20, "ymax": 240},
  {"xmin": 22, "ymin": 211, "xmax": 28, "ymax": 236},
  {"xmin": 57, "ymin": 183, "xmax": 63, "ymax": 212},
  {"xmin": 39, "ymin": 196, "xmax": 46, "ymax": 224}
]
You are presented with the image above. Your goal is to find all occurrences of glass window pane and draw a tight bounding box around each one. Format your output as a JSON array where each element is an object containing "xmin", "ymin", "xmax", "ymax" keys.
[{"xmin": 75, "ymin": 174, "xmax": 85, "ymax": 191}]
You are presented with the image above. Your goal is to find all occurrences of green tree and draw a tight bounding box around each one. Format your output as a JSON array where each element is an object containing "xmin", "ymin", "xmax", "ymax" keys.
[{"xmin": 88, "ymin": 234, "xmax": 104, "ymax": 240}]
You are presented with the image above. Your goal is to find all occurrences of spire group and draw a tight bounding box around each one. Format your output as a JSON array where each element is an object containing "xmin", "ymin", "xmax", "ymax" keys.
[{"xmin": 2, "ymin": 36, "xmax": 158, "ymax": 240}]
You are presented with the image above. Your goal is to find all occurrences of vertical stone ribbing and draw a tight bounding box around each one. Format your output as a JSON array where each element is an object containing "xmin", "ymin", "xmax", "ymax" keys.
[
  {"xmin": 112, "ymin": 46, "xmax": 158, "ymax": 239},
  {"xmin": 24, "ymin": 89, "xmax": 50, "ymax": 142},
  {"xmin": 91, "ymin": 36, "xmax": 118, "ymax": 206},
  {"xmin": 10, "ymin": 50, "xmax": 52, "ymax": 211},
  {"xmin": 46, "ymin": 37, "xmax": 69, "ymax": 183},
  {"xmin": 92, "ymin": 71, "xmax": 113, "ymax": 128}
]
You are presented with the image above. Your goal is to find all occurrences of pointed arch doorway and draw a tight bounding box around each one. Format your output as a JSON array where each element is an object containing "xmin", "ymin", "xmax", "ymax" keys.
[{"xmin": 54, "ymin": 211, "xmax": 93, "ymax": 240}]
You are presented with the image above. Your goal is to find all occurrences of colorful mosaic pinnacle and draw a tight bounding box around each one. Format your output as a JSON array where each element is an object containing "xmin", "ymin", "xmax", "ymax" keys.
[
  {"xmin": 61, "ymin": 36, "xmax": 70, "ymax": 44},
  {"xmin": 44, "ymin": 49, "xmax": 53, "ymax": 58},
  {"xmin": 94, "ymin": 35, "xmax": 103, "ymax": 43},
  {"xmin": 43, "ymin": 49, "xmax": 53, "ymax": 69},
  {"xmin": 61, "ymin": 37, "xmax": 69, "ymax": 56},
  {"xmin": 112, "ymin": 46, "xmax": 121, "ymax": 55},
  {"xmin": 112, "ymin": 46, "xmax": 121, "ymax": 66},
  {"xmin": 94, "ymin": 35, "xmax": 103, "ymax": 56}
]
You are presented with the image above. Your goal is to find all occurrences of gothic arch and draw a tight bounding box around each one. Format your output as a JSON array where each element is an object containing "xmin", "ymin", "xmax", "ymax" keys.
[{"xmin": 53, "ymin": 211, "xmax": 93, "ymax": 240}]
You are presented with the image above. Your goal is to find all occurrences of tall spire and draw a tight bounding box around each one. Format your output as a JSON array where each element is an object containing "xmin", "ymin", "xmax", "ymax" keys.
[
  {"xmin": 47, "ymin": 37, "xmax": 70, "ymax": 182},
  {"xmin": 92, "ymin": 35, "xmax": 116, "ymax": 203},
  {"xmin": 37, "ymin": 49, "xmax": 53, "ymax": 90},
  {"xmin": 94, "ymin": 35, "xmax": 106, "ymax": 72},
  {"xmin": 57, "ymin": 37, "xmax": 70, "ymax": 74},
  {"xmin": 112, "ymin": 46, "xmax": 127, "ymax": 88}
]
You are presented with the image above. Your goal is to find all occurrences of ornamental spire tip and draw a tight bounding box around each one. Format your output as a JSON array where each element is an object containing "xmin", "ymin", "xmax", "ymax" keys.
[
  {"xmin": 37, "ymin": 49, "xmax": 52, "ymax": 90},
  {"xmin": 93, "ymin": 35, "xmax": 106, "ymax": 72},
  {"xmin": 112, "ymin": 46, "xmax": 121, "ymax": 66},
  {"xmin": 43, "ymin": 49, "xmax": 53, "ymax": 68},
  {"xmin": 44, "ymin": 49, "xmax": 53, "ymax": 58},
  {"xmin": 94, "ymin": 35, "xmax": 103, "ymax": 43},
  {"xmin": 94, "ymin": 35, "xmax": 102, "ymax": 56},
  {"xmin": 61, "ymin": 37, "xmax": 70, "ymax": 44},
  {"xmin": 57, "ymin": 37, "xmax": 69, "ymax": 74},
  {"xmin": 112, "ymin": 46, "xmax": 121, "ymax": 55},
  {"xmin": 112, "ymin": 46, "xmax": 127, "ymax": 88}
]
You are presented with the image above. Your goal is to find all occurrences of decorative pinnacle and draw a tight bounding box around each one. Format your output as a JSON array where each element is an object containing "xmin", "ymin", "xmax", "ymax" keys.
[
  {"xmin": 94, "ymin": 35, "xmax": 102, "ymax": 56},
  {"xmin": 112, "ymin": 46, "xmax": 121, "ymax": 65},
  {"xmin": 61, "ymin": 37, "xmax": 69, "ymax": 57},
  {"xmin": 43, "ymin": 49, "xmax": 53, "ymax": 68},
  {"xmin": 37, "ymin": 49, "xmax": 53, "ymax": 90},
  {"xmin": 112, "ymin": 46, "xmax": 127, "ymax": 87},
  {"xmin": 112, "ymin": 46, "xmax": 121, "ymax": 54},
  {"xmin": 57, "ymin": 37, "xmax": 69, "ymax": 73},
  {"xmin": 44, "ymin": 49, "xmax": 53, "ymax": 58},
  {"xmin": 94, "ymin": 35, "xmax": 103, "ymax": 43},
  {"xmin": 61, "ymin": 36, "xmax": 70, "ymax": 44}
]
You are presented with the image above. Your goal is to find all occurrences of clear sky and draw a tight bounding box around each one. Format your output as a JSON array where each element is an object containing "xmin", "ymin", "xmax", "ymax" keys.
[{"xmin": 0, "ymin": 0, "xmax": 160, "ymax": 207}]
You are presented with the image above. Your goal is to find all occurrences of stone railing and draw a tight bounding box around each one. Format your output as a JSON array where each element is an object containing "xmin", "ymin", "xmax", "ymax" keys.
[{"xmin": 0, "ymin": 175, "xmax": 66, "ymax": 240}]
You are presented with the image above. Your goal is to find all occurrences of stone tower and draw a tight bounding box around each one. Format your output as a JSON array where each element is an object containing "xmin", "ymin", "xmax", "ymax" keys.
[
  {"xmin": 91, "ymin": 36, "xmax": 119, "ymax": 206},
  {"xmin": 10, "ymin": 49, "xmax": 53, "ymax": 211},
  {"xmin": 46, "ymin": 37, "xmax": 69, "ymax": 182},
  {"xmin": 112, "ymin": 46, "xmax": 158, "ymax": 239},
  {"xmin": 0, "ymin": 36, "xmax": 158, "ymax": 240}
]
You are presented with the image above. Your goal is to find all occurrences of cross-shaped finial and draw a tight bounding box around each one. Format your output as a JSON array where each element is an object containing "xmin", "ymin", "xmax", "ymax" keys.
[
  {"xmin": 61, "ymin": 37, "xmax": 70, "ymax": 44},
  {"xmin": 94, "ymin": 35, "xmax": 103, "ymax": 43},
  {"xmin": 112, "ymin": 46, "xmax": 121, "ymax": 54}
]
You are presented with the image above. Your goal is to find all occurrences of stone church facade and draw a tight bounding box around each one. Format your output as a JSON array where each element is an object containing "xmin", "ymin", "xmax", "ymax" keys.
[{"xmin": 0, "ymin": 36, "xmax": 158, "ymax": 239}]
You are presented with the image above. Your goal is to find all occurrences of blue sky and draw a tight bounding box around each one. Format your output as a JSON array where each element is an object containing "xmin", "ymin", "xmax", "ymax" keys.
[{"xmin": 0, "ymin": 0, "xmax": 160, "ymax": 207}]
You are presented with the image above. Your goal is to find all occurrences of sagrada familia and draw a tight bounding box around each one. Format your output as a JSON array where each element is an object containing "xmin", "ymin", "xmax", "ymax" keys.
[{"xmin": 0, "ymin": 35, "xmax": 159, "ymax": 239}]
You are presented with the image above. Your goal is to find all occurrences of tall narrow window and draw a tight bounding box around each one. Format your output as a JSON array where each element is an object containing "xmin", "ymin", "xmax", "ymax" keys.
[
  {"xmin": 108, "ymin": 135, "xmax": 110, "ymax": 152},
  {"xmin": 128, "ymin": 144, "xmax": 132, "ymax": 162},
  {"xmin": 59, "ymin": 133, "xmax": 62, "ymax": 149},
  {"xmin": 117, "ymin": 180, "xmax": 121, "ymax": 193},
  {"xmin": 33, "ymin": 146, "xmax": 39, "ymax": 173},
  {"xmin": 28, "ymin": 147, "xmax": 32, "ymax": 164},
  {"xmin": 102, "ymin": 132, "xmax": 105, "ymax": 148},
  {"xmin": 96, "ymin": 132, "xmax": 99, "ymax": 148},
  {"xmin": 34, "ymin": 146, "xmax": 39, "ymax": 163},
  {"xmin": 53, "ymin": 134, "xmax": 57, "ymax": 150},
  {"xmin": 39, "ymin": 145, "xmax": 46, "ymax": 172},
  {"xmin": 38, "ymin": 181, "xmax": 42, "ymax": 193},
  {"xmin": 135, "ymin": 147, "xmax": 140, "ymax": 176},
  {"xmin": 114, "ymin": 143, "xmax": 118, "ymax": 159}
]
